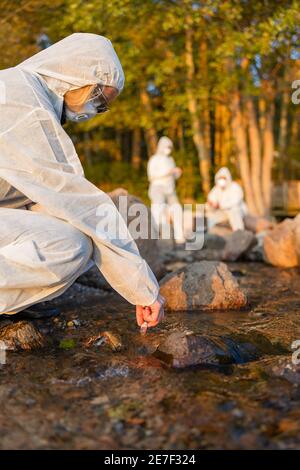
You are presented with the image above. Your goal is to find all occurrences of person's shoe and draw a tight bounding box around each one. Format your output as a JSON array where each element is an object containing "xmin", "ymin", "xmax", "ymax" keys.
[{"xmin": 1, "ymin": 305, "xmax": 61, "ymax": 320}]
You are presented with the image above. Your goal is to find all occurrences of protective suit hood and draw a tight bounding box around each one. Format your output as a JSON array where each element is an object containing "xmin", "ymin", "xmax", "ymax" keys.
[
  {"xmin": 155, "ymin": 136, "xmax": 173, "ymax": 156},
  {"xmin": 17, "ymin": 33, "xmax": 125, "ymax": 97},
  {"xmin": 215, "ymin": 167, "xmax": 232, "ymax": 186},
  {"xmin": 0, "ymin": 34, "xmax": 158, "ymax": 308}
]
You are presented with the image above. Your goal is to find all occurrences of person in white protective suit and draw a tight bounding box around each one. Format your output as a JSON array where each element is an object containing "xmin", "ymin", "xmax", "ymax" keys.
[
  {"xmin": 147, "ymin": 137, "xmax": 185, "ymax": 244},
  {"xmin": 0, "ymin": 33, "xmax": 164, "ymax": 329},
  {"xmin": 206, "ymin": 167, "xmax": 247, "ymax": 231}
]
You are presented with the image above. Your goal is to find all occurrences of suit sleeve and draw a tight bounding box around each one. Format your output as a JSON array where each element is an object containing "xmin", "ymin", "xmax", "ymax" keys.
[{"xmin": 0, "ymin": 108, "xmax": 159, "ymax": 305}]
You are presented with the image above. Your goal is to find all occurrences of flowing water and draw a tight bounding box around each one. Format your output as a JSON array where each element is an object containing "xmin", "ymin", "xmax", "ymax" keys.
[{"xmin": 0, "ymin": 263, "xmax": 299, "ymax": 449}]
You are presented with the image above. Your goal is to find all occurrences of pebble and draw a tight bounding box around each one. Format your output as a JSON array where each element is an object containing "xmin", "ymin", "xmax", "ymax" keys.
[
  {"xmin": 84, "ymin": 331, "xmax": 123, "ymax": 352},
  {"xmin": 90, "ymin": 395, "xmax": 109, "ymax": 406},
  {"xmin": 66, "ymin": 318, "xmax": 81, "ymax": 328}
]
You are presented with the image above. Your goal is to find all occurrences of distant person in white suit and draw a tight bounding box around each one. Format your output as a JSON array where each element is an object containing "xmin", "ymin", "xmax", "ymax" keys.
[
  {"xmin": 206, "ymin": 167, "xmax": 247, "ymax": 231},
  {"xmin": 147, "ymin": 137, "xmax": 185, "ymax": 244}
]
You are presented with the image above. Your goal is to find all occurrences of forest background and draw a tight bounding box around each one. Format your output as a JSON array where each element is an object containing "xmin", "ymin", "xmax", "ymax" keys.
[{"xmin": 1, "ymin": 0, "xmax": 299, "ymax": 215}]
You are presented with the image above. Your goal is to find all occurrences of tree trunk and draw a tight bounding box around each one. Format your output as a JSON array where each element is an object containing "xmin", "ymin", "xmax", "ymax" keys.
[
  {"xmin": 245, "ymin": 97, "xmax": 265, "ymax": 215},
  {"xmin": 84, "ymin": 132, "xmax": 93, "ymax": 167},
  {"xmin": 115, "ymin": 130, "xmax": 122, "ymax": 161},
  {"xmin": 258, "ymin": 97, "xmax": 266, "ymax": 137},
  {"xmin": 185, "ymin": 21, "xmax": 211, "ymax": 195},
  {"xmin": 140, "ymin": 88, "xmax": 158, "ymax": 155},
  {"xmin": 230, "ymin": 91, "xmax": 257, "ymax": 215},
  {"xmin": 278, "ymin": 88, "xmax": 289, "ymax": 181},
  {"xmin": 222, "ymin": 105, "xmax": 232, "ymax": 167},
  {"xmin": 262, "ymin": 100, "xmax": 275, "ymax": 212},
  {"xmin": 177, "ymin": 122, "xmax": 185, "ymax": 153},
  {"xmin": 215, "ymin": 102, "xmax": 232, "ymax": 168},
  {"xmin": 214, "ymin": 102, "xmax": 222, "ymax": 167},
  {"xmin": 131, "ymin": 128, "xmax": 142, "ymax": 169},
  {"xmin": 199, "ymin": 39, "xmax": 211, "ymax": 170}
]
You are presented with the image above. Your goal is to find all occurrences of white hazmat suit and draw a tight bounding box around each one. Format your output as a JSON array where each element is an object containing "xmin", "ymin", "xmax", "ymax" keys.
[
  {"xmin": 147, "ymin": 137, "xmax": 185, "ymax": 243},
  {"xmin": 0, "ymin": 33, "xmax": 159, "ymax": 315},
  {"xmin": 206, "ymin": 167, "xmax": 247, "ymax": 231}
]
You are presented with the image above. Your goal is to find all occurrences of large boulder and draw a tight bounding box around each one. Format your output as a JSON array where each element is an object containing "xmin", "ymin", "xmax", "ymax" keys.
[
  {"xmin": 155, "ymin": 331, "xmax": 259, "ymax": 368},
  {"xmin": 244, "ymin": 214, "xmax": 274, "ymax": 233},
  {"xmin": 159, "ymin": 261, "xmax": 247, "ymax": 311},
  {"xmin": 221, "ymin": 229, "xmax": 256, "ymax": 261},
  {"xmin": 203, "ymin": 233, "xmax": 226, "ymax": 250},
  {"xmin": 78, "ymin": 188, "xmax": 165, "ymax": 290},
  {"xmin": 196, "ymin": 230, "xmax": 257, "ymax": 263},
  {"xmin": 108, "ymin": 188, "xmax": 164, "ymax": 278},
  {"xmin": 263, "ymin": 215, "xmax": 300, "ymax": 267},
  {"xmin": 194, "ymin": 231, "xmax": 255, "ymax": 263},
  {"xmin": 244, "ymin": 232, "xmax": 265, "ymax": 262}
]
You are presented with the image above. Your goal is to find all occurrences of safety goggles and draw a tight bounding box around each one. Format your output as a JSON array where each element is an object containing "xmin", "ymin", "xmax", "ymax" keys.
[{"xmin": 86, "ymin": 84, "xmax": 110, "ymax": 114}]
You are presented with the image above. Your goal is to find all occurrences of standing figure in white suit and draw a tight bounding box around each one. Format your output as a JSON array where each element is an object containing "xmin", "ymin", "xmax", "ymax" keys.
[
  {"xmin": 0, "ymin": 33, "xmax": 164, "ymax": 329},
  {"xmin": 147, "ymin": 137, "xmax": 185, "ymax": 244},
  {"xmin": 206, "ymin": 167, "xmax": 247, "ymax": 231}
]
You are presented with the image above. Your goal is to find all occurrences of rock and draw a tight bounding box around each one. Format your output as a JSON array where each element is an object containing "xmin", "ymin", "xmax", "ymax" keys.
[
  {"xmin": 155, "ymin": 331, "xmax": 259, "ymax": 368},
  {"xmin": 221, "ymin": 230, "xmax": 256, "ymax": 262},
  {"xmin": 166, "ymin": 249, "xmax": 194, "ymax": 262},
  {"xmin": 159, "ymin": 261, "xmax": 247, "ymax": 311},
  {"xmin": 278, "ymin": 418, "xmax": 299, "ymax": 434},
  {"xmin": 195, "ymin": 231, "xmax": 256, "ymax": 263},
  {"xmin": 84, "ymin": 331, "xmax": 123, "ymax": 352},
  {"xmin": 77, "ymin": 188, "xmax": 166, "ymax": 290},
  {"xmin": 109, "ymin": 188, "xmax": 165, "ymax": 278},
  {"xmin": 90, "ymin": 395, "xmax": 109, "ymax": 406},
  {"xmin": 0, "ymin": 321, "xmax": 45, "ymax": 351},
  {"xmin": 244, "ymin": 232, "xmax": 265, "ymax": 262},
  {"xmin": 295, "ymin": 215, "xmax": 300, "ymax": 261},
  {"xmin": 193, "ymin": 248, "xmax": 224, "ymax": 262},
  {"xmin": 203, "ymin": 233, "xmax": 226, "ymax": 250},
  {"xmin": 244, "ymin": 214, "xmax": 275, "ymax": 233},
  {"xmin": 269, "ymin": 357, "xmax": 300, "ymax": 384},
  {"xmin": 263, "ymin": 217, "xmax": 299, "ymax": 267}
]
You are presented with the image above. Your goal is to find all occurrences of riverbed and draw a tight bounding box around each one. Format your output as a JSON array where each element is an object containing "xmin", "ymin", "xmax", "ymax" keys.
[{"xmin": 0, "ymin": 262, "xmax": 299, "ymax": 449}]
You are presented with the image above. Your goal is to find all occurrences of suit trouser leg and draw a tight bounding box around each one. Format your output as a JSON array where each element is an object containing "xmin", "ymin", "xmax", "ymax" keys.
[
  {"xmin": 0, "ymin": 208, "xmax": 93, "ymax": 315},
  {"xmin": 226, "ymin": 207, "xmax": 245, "ymax": 231},
  {"xmin": 206, "ymin": 207, "xmax": 229, "ymax": 231},
  {"xmin": 167, "ymin": 193, "xmax": 185, "ymax": 242}
]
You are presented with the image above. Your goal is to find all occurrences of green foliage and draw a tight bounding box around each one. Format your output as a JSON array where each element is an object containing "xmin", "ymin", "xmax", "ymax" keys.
[
  {"xmin": 1, "ymin": 0, "xmax": 299, "ymax": 195},
  {"xmin": 84, "ymin": 160, "xmax": 150, "ymax": 201}
]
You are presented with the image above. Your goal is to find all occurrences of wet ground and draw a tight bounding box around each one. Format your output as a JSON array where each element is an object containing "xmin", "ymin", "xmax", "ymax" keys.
[{"xmin": 0, "ymin": 262, "xmax": 300, "ymax": 450}]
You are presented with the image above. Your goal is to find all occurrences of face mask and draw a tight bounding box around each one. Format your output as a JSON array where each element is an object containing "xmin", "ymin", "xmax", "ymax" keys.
[
  {"xmin": 64, "ymin": 101, "xmax": 99, "ymax": 123},
  {"xmin": 163, "ymin": 146, "xmax": 172, "ymax": 156},
  {"xmin": 217, "ymin": 178, "xmax": 227, "ymax": 189},
  {"xmin": 64, "ymin": 84, "xmax": 111, "ymax": 123}
]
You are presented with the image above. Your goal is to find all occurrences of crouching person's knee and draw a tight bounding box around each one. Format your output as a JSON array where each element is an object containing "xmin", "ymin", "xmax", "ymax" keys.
[{"xmin": 49, "ymin": 226, "xmax": 93, "ymax": 285}]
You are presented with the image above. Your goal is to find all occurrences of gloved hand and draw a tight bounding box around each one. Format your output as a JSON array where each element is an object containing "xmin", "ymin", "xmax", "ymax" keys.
[
  {"xmin": 136, "ymin": 294, "xmax": 165, "ymax": 329},
  {"xmin": 208, "ymin": 199, "xmax": 219, "ymax": 209},
  {"xmin": 173, "ymin": 167, "xmax": 182, "ymax": 179}
]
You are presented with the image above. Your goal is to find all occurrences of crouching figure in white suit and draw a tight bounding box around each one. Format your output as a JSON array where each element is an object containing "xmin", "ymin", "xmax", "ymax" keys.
[
  {"xmin": 206, "ymin": 167, "xmax": 247, "ymax": 232},
  {"xmin": 0, "ymin": 33, "xmax": 164, "ymax": 328}
]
